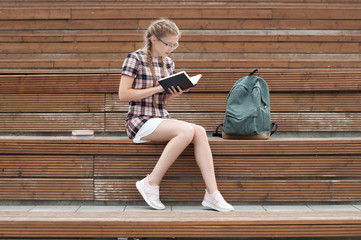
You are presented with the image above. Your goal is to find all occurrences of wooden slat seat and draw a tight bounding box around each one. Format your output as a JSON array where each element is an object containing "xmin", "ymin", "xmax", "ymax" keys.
[
  {"xmin": 1, "ymin": 70, "xmax": 361, "ymax": 93},
  {"xmin": 2, "ymin": 136, "xmax": 361, "ymax": 156},
  {"xmin": 1, "ymin": 136, "xmax": 361, "ymax": 202},
  {"xmin": 0, "ymin": 2, "xmax": 360, "ymax": 36},
  {"xmin": 1, "ymin": 29, "xmax": 360, "ymax": 72},
  {"xmin": 0, "ymin": 69, "xmax": 360, "ymax": 133},
  {"xmin": 1, "ymin": 210, "xmax": 361, "ymax": 239},
  {"xmin": 4, "ymin": 92, "xmax": 361, "ymax": 113},
  {"xmin": 96, "ymin": 179, "xmax": 361, "ymax": 202},
  {"xmin": 1, "ymin": 54, "xmax": 361, "ymax": 70},
  {"xmin": 0, "ymin": 4, "xmax": 355, "ymax": 21},
  {"xmin": 1, "ymin": 3, "xmax": 361, "ymax": 72},
  {"xmin": 95, "ymin": 155, "xmax": 361, "ymax": 178},
  {"xmin": 106, "ymin": 112, "xmax": 361, "ymax": 132},
  {"xmin": 2, "ymin": 30, "xmax": 361, "ymax": 54},
  {"xmin": 0, "ymin": 179, "xmax": 94, "ymax": 201},
  {"xmin": 0, "ymin": 155, "xmax": 93, "ymax": 177},
  {"xmin": 2, "ymin": 18, "xmax": 360, "ymax": 31},
  {"xmin": 1, "ymin": 112, "xmax": 360, "ymax": 132}
]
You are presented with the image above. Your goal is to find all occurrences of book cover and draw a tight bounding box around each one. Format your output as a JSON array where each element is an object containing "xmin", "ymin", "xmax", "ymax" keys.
[
  {"xmin": 158, "ymin": 71, "xmax": 202, "ymax": 94},
  {"xmin": 72, "ymin": 130, "xmax": 94, "ymax": 137}
]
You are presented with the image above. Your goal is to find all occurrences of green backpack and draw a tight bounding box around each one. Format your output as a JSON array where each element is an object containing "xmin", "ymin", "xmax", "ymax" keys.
[{"xmin": 214, "ymin": 69, "xmax": 277, "ymax": 140}]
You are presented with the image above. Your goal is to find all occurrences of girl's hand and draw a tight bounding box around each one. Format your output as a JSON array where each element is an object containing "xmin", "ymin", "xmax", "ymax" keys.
[
  {"xmin": 168, "ymin": 86, "xmax": 190, "ymax": 96},
  {"xmin": 167, "ymin": 86, "xmax": 190, "ymax": 102}
]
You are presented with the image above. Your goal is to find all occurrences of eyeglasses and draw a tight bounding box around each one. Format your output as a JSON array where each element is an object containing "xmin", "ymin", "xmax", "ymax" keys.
[{"xmin": 157, "ymin": 37, "xmax": 179, "ymax": 50}]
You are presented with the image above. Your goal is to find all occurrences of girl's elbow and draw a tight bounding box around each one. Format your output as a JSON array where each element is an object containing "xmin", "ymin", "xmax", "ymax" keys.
[{"xmin": 118, "ymin": 92, "xmax": 129, "ymax": 102}]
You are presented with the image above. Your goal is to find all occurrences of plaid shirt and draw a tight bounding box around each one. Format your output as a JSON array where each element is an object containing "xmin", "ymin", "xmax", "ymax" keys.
[{"xmin": 121, "ymin": 49, "xmax": 175, "ymax": 139}]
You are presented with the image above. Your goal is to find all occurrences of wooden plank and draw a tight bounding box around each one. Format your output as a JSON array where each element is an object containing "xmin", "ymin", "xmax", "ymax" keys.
[
  {"xmin": 271, "ymin": 113, "xmax": 361, "ymax": 132},
  {"xmin": 1, "ymin": 70, "xmax": 361, "ymax": 93},
  {"xmin": 0, "ymin": 136, "xmax": 360, "ymax": 156},
  {"xmin": 2, "ymin": 19, "xmax": 360, "ymax": 30},
  {"xmin": 0, "ymin": 113, "xmax": 104, "ymax": 132},
  {"xmin": 94, "ymin": 179, "xmax": 361, "ymax": 202},
  {"xmin": 175, "ymin": 58, "xmax": 361, "ymax": 69},
  {"xmin": 0, "ymin": 155, "xmax": 93, "ymax": 177},
  {"xmin": 0, "ymin": 42, "xmax": 137, "ymax": 54},
  {"xmin": 105, "ymin": 112, "xmax": 361, "ymax": 132},
  {"xmin": 0, "ymin": 211, "xmax": 361, "ymax": 238},
  {"xmin": 3, "ymin": 30, "xmax": 361, "ymax": 43},
  {"xmin": 0, "ymin": 19, "xmax": 139, "ymax": 30},
  {"xmin": 0, "ymin": 94, "xmax": 104, "ymax": 113},
  {"xmin": 107, "ymin": 92, "xmax": 361, "ymax": 112},
  {"xmin": 0, "ymin": 74, "xmax": 118, "ymax": 93},
  {"xmin": 0, "ymin": 8, "xmax": 71, "ymax": 20},
  {"xmin": 1, "ymin": 54, "xmax": 361, "ymax": 70},
  {"xmin": 175, "ymin": 19, "xmax": 361, "ymax": 30},
  {"xmin": 272, "ymin": 7, "xmax": 361, "ymax": 20},
  {"xmin": 94, "ymin": 155, "xmax": 361, "ymax": 178},
  {"xmin": 184, "ymin": 69, "xmax": 361, "ymax": 91},
  {"xmin": 0, "ymin": 4, "xmax": 358, "ymax": 21},
  {"xmin": 67, "ymin": 5, "xmax": 361, "ymax": 20},
  {"xmin": 177, "ymin": 42, "xmax": 361, "ymax": 54},
  {"xmin": 71, "ymin": 7, "xmax": 272, "ymax": 20},
  {"xmin": 0, "ymin": 179, "xmax": 93, "ymax": 200},
  {"xmin": 2, "ymin": 41, "xmax": 360, "ymax": 54},
  {"xmin": 269, "ymin": 92, "xmax": 361, "ymax": 112}
]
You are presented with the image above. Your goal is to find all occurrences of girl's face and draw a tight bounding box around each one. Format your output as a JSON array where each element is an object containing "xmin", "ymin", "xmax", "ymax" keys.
[{"xmin": 151, "ymin": 34, "xmax": 179, "ymax": 58}]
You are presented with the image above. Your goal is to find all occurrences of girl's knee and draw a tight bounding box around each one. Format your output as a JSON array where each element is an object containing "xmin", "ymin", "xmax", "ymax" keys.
[
  {"xmin": 178, "ymin": 122, "xmax": 195, "ymax": 143},
  {"xmin": 194, "ymin": 124, "xmax": 207, "ymax": 136},
  {"xmin": 192, "ymin": 124, "xmax": 208, "ymax": 142}
]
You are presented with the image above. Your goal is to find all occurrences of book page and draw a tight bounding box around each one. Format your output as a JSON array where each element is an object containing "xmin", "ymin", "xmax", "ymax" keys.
[{"xmin": 190, "ymin": 74, "xmax": 202, "ymax": 85}]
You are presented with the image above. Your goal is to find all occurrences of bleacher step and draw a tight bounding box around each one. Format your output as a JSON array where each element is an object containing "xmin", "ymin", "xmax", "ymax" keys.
[{"xmin": 0, "ymin": 203, "xmax": 361, "ymax": 238}]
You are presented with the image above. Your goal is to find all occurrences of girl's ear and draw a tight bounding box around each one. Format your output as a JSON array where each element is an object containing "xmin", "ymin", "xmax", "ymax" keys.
[{"xmin": 150, "ymin": 35, "xmax": 157, "ymax": 45}]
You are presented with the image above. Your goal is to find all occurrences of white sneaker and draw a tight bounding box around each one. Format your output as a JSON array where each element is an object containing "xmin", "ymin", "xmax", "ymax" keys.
[
  {"xmin": 202, "ymin": 190, "xmax": 234, "ymax": 212},
  {"xmin": 136, "ymin": 175, "xmax": 165, "ymax": 210}
]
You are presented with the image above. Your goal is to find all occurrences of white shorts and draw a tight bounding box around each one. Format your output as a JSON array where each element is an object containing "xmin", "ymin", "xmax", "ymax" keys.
[{"xmin": 133, "ymin": 118, "xmax": 168, "ymax": 143}]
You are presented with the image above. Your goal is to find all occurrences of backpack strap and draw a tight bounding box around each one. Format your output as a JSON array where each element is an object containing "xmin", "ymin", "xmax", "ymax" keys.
[
  {"xmin": 270, "ymin": 122, "xmax": 278, "ymax": 136},
  {"xmin": 249, "ymin": 69, "xmax": 259, "ymax": 76},
  {"xmin": 212, "ymin": 123, "xmax": 223, "ymax": 138}
]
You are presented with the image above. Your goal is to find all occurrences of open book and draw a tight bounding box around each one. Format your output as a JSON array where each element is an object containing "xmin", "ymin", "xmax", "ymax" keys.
[{"xmin": 158, "ymin": 71, "xmax": 202, "ymax": 94}]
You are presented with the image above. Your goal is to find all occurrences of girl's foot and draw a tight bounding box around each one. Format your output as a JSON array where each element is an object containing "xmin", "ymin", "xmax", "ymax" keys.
[
  {"xmin": 202, "ymin": 190, "xmax": 234, "ymax": 212},
  {"xmin": 136, "ymin": 175, "xmax": 165, "ymax": 210}
]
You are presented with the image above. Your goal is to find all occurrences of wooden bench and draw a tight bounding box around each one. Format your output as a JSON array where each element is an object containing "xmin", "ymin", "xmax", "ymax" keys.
[
  {"xmin": 1, "ymin": 69, "xmax": 360, "ymax": 133},
  {"xmin": 1, "ymin": 210, "xmax": 361, "ymax": 238},
  {"xmin": 0, "ymin": 1, "xmax": 361, "ymax": 239},
  {"xmin": 0, "ymin": 3, "xmax": 361, "ymax": 71},
  {"xmin": 1, "ymin": 136, "xmax": 361, "ymax": 202}
]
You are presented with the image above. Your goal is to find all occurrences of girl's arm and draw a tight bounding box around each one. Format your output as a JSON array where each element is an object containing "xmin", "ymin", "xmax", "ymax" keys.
[{"xmin": 118, "ymin": 74, "xmax": 164, "ymax": 102}]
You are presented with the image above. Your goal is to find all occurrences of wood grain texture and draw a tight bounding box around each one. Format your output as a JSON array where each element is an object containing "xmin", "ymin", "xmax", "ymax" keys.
[
  {"xmin": 1, "ymin": 136, "xmax": 360, "ymax": 156},
  {"xmin": 0, "ymin": 211, "xmax": 361, "ymax": 238},
  {"xmin": 0, "ymin": 179, "xmax": 93, "ymax": 200},
  {"xmin": 94, "ymin": 155, "xmax": 361, "ymax": 178},
  {"xmin": 94, "ymin": 179, "xmax": 361, "ymax": 202},
  {"xmin": 0, "ymin": 155, "xmax": 93, "ymax": 177}
]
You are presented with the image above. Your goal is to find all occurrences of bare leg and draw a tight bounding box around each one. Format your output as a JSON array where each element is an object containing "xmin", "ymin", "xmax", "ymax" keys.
[
  {"xmin": 190, "ymin": 124, "xmax": 218, "ymax": 194},
  {"xmin": 142, "ymin": 120, "xmax": 218, "ymax": 193},
  {"xmin": 142, "ymin": 120, "xmax": 195, "ymax": 186}
]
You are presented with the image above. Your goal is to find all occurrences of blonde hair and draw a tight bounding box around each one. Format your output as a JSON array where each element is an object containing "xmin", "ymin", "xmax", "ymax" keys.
[{"xmin": 144, "ymin": 18, "xmax": 181, "ymax": 106}]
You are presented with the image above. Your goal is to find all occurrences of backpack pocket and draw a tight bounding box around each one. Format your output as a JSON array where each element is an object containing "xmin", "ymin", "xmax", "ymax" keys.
[{"xmin": 223, "ymin": 107, "xmax": 269, "ymax": 136}]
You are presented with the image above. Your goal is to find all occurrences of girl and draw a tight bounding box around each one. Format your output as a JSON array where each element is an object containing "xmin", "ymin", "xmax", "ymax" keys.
[{"xmin": 118, "ymin": 18, "xmax": 234, "ymax": 212}]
